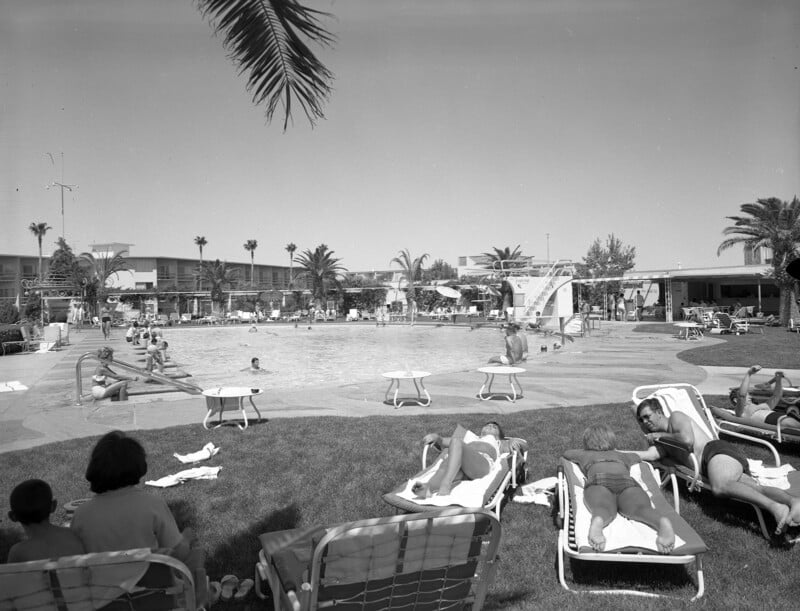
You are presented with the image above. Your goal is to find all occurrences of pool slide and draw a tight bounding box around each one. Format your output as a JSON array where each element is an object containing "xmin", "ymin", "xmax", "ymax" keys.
[{"xmin": 102, "ymin": 357, "xmax": 204, "ymax": 396}]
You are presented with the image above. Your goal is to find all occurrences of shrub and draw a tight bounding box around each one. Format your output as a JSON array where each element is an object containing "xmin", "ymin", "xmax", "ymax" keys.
[
  {"xmin": 0, "ymin": 301, "xmax": 20, "ymax": 324},
  {"xmin": 0, "ymin": 324, "xmax": 24, "ymax": 355}
]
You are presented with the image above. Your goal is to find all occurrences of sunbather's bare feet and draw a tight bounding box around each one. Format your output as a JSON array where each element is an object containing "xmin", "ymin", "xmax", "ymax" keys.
[
  {"xmin": 773, "ymin": 503, "xmax": 790, "ymax": 534},
  {"xmin": 655, "ymin": 517, "xmax": 675, "ymax": 554},
  {"xmin": 748, "ymin": 365, "xmax": 762, "ymax": 376},
  {"xmin": 588, "ymin": 516, "xmax": 606, "ymax": 551},
  {"xmin": 787, "ymin": 499, "xmax": 800, "ymax": 528}
]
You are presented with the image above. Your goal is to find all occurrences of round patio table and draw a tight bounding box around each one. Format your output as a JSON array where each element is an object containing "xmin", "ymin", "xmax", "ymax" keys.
[
  {"xmin": 477, "ymin": 366, "xmax": 525, "ymax": 402},
  {"xmin": 382, "ymin": 371, "xmax": 431, "ymax": 408},
  {"xmin": 202, "ymin": 387, "xmax": 263, "ymax": 430},
  {"xmin": 674, "ymin": 322, "xmax": 704, "ymax": 341}
]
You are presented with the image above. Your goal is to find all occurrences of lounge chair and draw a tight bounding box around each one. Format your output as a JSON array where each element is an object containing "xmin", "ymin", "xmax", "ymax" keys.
[
  {"xmin": 180, "ymin": 313, "xmax": 193, "ymax": 324},
  {"xmin": 0, "ymin": 548, "xmax": 199, "ymax": 611},
  {"xmin": 710, "ymin": 403, "xmax": 800, "ymax": 446},
  {"xmin": 486, "ymin": 309, "xmax": 500, "ymax": 321},
  {"xmin": 708, "ymin": 312, "xmax": 748, "ymax": 335},
  {"xmin": 631, "ymin": 383, "xmax": 800, "ymax": 540},
  {"xmin": 557, "ymin": 457, "xmax": 707, "ymax": 600},
  {"xmin": 269, "ymin": 310, "xmax": 282, "ymax": 321},
  {"xmin": 253, "ymin": 508, "xmax": 501, "ymax": 611},
  {"xmin": 345, "ymin": 308, "xmax": 359, "ymax": 321},
  {"xmin": 382, "ymin": 425, "xmax": 527, "ymax": 519}
]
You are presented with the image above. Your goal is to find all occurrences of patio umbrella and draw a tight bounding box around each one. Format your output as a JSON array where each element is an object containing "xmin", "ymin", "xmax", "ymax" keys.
[{"xmin": 436, "ymin": 286, "xmax": 461, "ymax": 299}]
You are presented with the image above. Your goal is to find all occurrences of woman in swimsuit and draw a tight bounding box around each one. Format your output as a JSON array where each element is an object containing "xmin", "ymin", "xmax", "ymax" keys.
[
  {"xmin": 736, "ymin": 366, "xmax": 800, "ymax": 427},
  {"xmin": 563, "ymin": 424, "xmax": 675, "ymax": 553},
  {"xmin": 412, "ymin": 421, "xmax": 526, "ymax": 498},
  {"xmin": 91, "ymin": 347, "xmax": 138, "ymax": 401}
]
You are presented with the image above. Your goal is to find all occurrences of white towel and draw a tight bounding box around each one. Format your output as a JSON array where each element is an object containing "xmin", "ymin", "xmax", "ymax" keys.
[
  {"xmin": 174, "ymin": 442, "xmax": 220, "ymax": 464},
  {"xmin": 145, "ymin": 466, "xmax": 222, "ymax": 488},
  {"xmin": 747, "ymin": 460, "xmax": 795, "ymax": 490},
  {"xmin": 514, "ymin": 477, "xmax": 558, "ymax": 506},
  {"xmin": 0, "ymin": 381, "xmax": 28, "ymax": 393}
]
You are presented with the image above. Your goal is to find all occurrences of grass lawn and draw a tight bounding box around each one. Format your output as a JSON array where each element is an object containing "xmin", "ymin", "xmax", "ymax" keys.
[{"xmin": 2, "ymin": 328, "xmax": 800, "ymax": 609}]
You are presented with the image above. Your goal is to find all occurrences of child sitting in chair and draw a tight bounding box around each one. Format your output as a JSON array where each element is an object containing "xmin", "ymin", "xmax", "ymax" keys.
[
  {"xmin": 563, "ymin": 424, "xmax": 675, "ymax": 554},
  {"xmin": 412, "ymin": 421, "xmax": 527, "ymax": 498},
  {"xmin": 6, "ymin": 479, "xmax": 85, "ymax": 562}
]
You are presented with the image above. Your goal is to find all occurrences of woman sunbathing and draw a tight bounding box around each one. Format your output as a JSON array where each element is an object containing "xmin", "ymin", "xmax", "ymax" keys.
[
  {"xmin": 736, "ymin": 366, "xmax": 800, "ymax": 427},
  {"xmin": 412, "ymin": 421, "xmax": 526, "ymax": 498},
  {"xmin": 563, "ymin": 424, "xmax": 675, "ymax": 553}
]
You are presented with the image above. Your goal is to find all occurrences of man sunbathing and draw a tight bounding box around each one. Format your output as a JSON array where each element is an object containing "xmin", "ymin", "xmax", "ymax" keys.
[
  {"xmin": 735, "ymin": 366, "xmax": 800, "ymax": 428},
  {"xmin": 563, "ymin": 424, "xmax": 675, "ymax": 553},
  {"xmin": 412, "ymin": 422, "xmax": 527, "ymax": 498},
  {"xmin": 632, "ymin": 397, "xmax": 800, "ymax": 534}
]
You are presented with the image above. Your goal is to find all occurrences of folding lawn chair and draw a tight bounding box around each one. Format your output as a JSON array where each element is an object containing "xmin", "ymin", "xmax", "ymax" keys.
[
  {"xmin": 0, "ymin": 548, "xmax": 198, "ymax": 611},
  {"xmin": 557, "ymin": 457, "xmax": 707, "ymax": 600},
  {"xmin": 382, "ymin": 424, "xmax": 527, "ymax": 519},
  {"xmin": 631, "ymin": 383, "xmax": 800, "ymax": 540},
  {"xmin": 253, "ymin": 508, "xmax": 501, "ymax": 611}
]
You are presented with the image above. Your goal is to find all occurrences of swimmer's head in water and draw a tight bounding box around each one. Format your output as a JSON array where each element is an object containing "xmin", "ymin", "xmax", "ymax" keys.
[{"xmin": 251, "ymin": 357, "xmax": 260, "ymax": 369}]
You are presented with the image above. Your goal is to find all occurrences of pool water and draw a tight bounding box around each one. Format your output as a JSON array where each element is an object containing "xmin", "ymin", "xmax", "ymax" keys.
[{"xmin": 166, "ymin": 324, "xmax": 508, "ymax": 390}]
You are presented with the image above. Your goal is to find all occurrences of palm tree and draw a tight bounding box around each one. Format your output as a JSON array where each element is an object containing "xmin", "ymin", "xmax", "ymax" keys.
[
  {"xmin": 285, "ymin": 242, "xmax": 297, "ymax": 289},
  {"xmin": 196, "ymin": 0, "xmax": 335, "ymax": 129},
  {"xmin": 194, "ymin": 236, "xmax": 208, "ymax": 290},
  {"xmin": 293, "ymin": 244, "xmax": 345, "ymax": 310},
  {"xmin": 78, "ymin": 249, "xmax": 130, "ymax": 316},
  {"xmin": 482, "ymin": 245, "xmax": 524, "ymax": 272},
  {"xmin": 243, "ymin": 239, "xmax": 258, "ymax": 287},
  {"xmin": 718, "ymin": 197, "xmax": 800, "ymax": 325},
  {"xmin": 391, "ymin": 249, "xmax": 429, "ymax": 324},
  {"xmin": 28, "ymin": 222, "xmax": 52, "ymax": 280},
  {"xmin": 196, "ymin": 259, "xmax": 240, "ymax": 314},
  {"xmin": 482, "ymin": 245, "xmax": 524, "ymax": 313}
]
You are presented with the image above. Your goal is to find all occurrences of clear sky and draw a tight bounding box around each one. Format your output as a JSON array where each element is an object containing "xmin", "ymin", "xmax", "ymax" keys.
[{"xmin": 2, "ymin": 0, "xmax": 798, "ymax": 272}]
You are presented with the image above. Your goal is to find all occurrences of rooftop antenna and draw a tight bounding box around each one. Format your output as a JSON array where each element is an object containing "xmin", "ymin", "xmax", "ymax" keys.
[{"xmin": 45, "ymin": 152, "xmax": 77, "ymax": 240}]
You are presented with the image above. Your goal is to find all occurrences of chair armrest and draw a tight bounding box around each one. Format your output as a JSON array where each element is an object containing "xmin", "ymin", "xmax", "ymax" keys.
[{"xmin": 654, "ymin": 438, "xmax": 702, "ymax": 490}]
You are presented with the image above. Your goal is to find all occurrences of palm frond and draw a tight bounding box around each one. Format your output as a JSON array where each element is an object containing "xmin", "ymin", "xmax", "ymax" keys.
[{"xmin": 197, "ymin": 0, "xmax": 335, "ymax": 129}]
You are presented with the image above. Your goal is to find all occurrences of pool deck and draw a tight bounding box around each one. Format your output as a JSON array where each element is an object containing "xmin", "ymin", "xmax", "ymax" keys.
[{"xmin": 1, "ymin": 321, "xmax": 796, "ymax": 454}]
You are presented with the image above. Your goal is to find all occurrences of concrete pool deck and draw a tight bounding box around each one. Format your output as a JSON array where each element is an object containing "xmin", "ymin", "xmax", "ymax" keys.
[{"xmin": 2, "ymin": 321, "xmax": 796, "ymax": 454}]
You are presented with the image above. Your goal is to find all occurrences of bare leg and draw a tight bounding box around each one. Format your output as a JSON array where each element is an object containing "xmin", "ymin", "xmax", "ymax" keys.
[
  {"xmin": 707, "ymin": 456, "xmax": 791, "ymax": 533},
  {"xmin": 618, "ymin": 487, "xmax": 675, "ymax": 553},
  {"xmin": 415, "ymin": 438, "xmax": 491, "ymax": 497},
  {"xmin": 583, "ymin": 485, "xmax": 617, "ymax": 551}
]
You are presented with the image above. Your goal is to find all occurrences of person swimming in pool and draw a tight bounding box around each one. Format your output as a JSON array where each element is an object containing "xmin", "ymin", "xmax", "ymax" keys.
[
  {"xmin": 241, "ymin": 357, "xmax": 268, "ymax": 373},
  {"xmin": 412, "ymin": 421, "xmax": 527, "ymax": 498}
]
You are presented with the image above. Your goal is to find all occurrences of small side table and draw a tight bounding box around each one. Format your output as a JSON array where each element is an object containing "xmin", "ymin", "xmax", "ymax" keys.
[
  {"xmin": 202, "ymin": 387, "xmax": 263, "ymax": 429},
  {"xmin": 477, "ymin": 366, "xmax": 525, "ymax": 402},
  {"xmin": 674, "ymin": 322, "xmax": 704, "ymax": 341},
  {"xmin": 382, "ymin": 371, "xmax": 431, "ymax": 408}
]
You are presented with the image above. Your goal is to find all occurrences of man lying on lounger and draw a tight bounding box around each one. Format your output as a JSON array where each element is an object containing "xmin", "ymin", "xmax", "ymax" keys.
[
  {"xmin": 735, "ymin": 366, "xmax": 800, "ymax": 428},
  {"xmin": 631, "ymin": 398, "xmax": 800, "ymax": 534}
]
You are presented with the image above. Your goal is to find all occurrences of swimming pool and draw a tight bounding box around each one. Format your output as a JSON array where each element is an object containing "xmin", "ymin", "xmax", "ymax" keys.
[{"xmin": 165, "ymin": 324, "xmax": 507, "ymax": 390}]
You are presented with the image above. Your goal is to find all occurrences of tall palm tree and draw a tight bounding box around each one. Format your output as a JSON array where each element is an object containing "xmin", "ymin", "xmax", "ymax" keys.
[
  {"xmin": 196, "ymin": 0, "xmax": 335, "ymax": 129},
  {"xmin": 391, "ymin": 249, "xmax": 429, "ymax": 324},
  {"xmin": 294, "ymin": 244, "xmax": 345, "ymax": 309},
  {"xmin": 718, "ymin": 197, "xmax": 800, "ymax": 325},
  {"xmin": 197, "ymin": 259, "xmax": 240, "ymax": 314},
  {"xmin": 243, "ymin": 239, "xmax": 258, "ymax": 287},
  {"xmin": 194, "ymin": 236, "xmax": 208, "ymax": 290},
  {"xmin": 482, "ymin": 245, "xmax": 524, "ymax": 313},
  {"xmin": 28, "ymin": 222, "xmax": 52, "ymax": 280},
  {"xmin": 482, "ymin": 245, "xmax": 523, "ymax": 272},
  {"xmin": 285, "ymin": 242, "xmax": 297, "ymax": 288}
]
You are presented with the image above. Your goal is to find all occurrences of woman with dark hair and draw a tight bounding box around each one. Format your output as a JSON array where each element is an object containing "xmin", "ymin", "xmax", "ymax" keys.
[
  {"xmin": 91, "ymin": 347, "xmax": 138, "ymax": 401},
  {"xmin": 71, "ymin": 431, "xmax": 212, "ymax": 605},
  {"xmin": 563, "ymin": 424, "xmax": 675, "ymax": 553},
  {"xmin": 412, "ymin": 421, "xmax": 526, "ymax": 498}
]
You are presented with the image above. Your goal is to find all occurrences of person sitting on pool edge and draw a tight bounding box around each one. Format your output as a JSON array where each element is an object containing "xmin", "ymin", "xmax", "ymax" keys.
[
  {"xmin": 488, "ymin": 322, "xmax": 524, "ymax": 365},
  {"xmin": 563, "ymin": 424, "xmax": 675, "ymax": 553},
  {"xmin": 92, "ymin": 347, "xmax": 138, "ymax": 401},
  {"xmin": 735, "ymin": 366, "xmax": 800, "ymax": 428},
  {"xmin": 412, "ymin": 421, "xmax": 527, "ymax": 498}
]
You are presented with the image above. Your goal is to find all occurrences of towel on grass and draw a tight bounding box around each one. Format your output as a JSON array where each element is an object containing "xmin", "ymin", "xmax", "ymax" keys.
[
  {"xmin": 571, "ymin": 462, "xmax": 686, "ymax": 552},
  {"xmin": 174, "ymin": 442, "xmax": 220, "ymax": 464},
  {"xmin": 514, "ymin": 476, "xmax": 558, "ymax": 506},
  {"xmin": 747, "ymin": 460, "xmax": 795, "ymax": 490},
  {"xmin": 0, "ymin": 381, "xmax": 28, "ymax": 393},
  {"xmin": 145, "ymin": 466, "xmax": 222, "ymax": 488},
  {"xmin": 396, "ymin": 431, "xmax": 507, "ymax": 508}
]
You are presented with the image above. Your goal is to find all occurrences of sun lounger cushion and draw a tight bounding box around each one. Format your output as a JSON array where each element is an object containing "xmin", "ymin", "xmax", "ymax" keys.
[{"xmin": 561, "ymin": 458, "xmax": 706, "ymax": 556}]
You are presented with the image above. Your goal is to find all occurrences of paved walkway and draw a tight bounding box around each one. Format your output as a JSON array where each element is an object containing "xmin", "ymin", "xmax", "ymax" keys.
[{"xmin": 1, "ymin": 322, "xmax": 795, "ymax": 454}]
